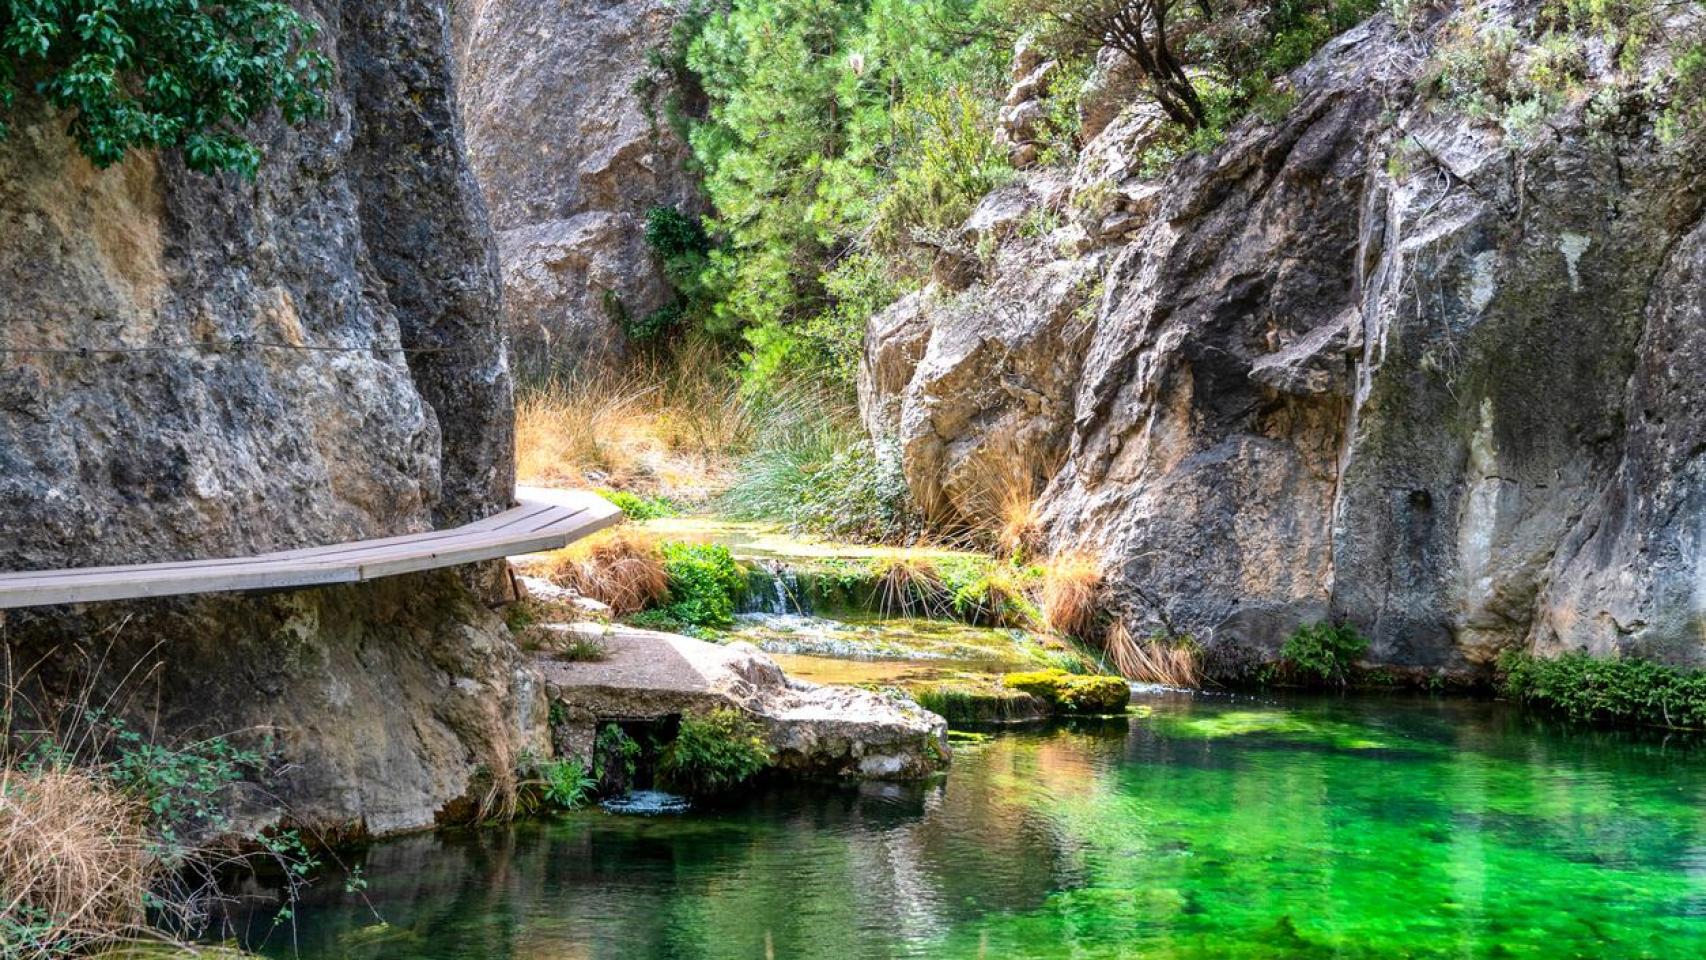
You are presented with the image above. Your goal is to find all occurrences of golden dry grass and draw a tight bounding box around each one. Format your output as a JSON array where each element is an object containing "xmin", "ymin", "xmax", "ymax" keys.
[
  {"xmin": 515, "ymin": 338, "xmax": 749, "ymax": 500},
  {"xmin": 0, "ymin": 765, "xmax": 153, "ymax": 957},
  {"xmin": 1105, "ymin": 622, "xmax": 1202, "ymax": 688},
  {"xmin": 871, "ymin": 556, "xmax": 946, "ymax": 618},
  {"xmin": 946, "ymin": 440, "xmax": 1066, "ymax": 556},
  {"xmin": 540, "ymin": 529, "xmax": 670, "ymax": 616},
  {"xmin": 1040, "ymin": 552, "xmax": 1103, "ymax": 638}
]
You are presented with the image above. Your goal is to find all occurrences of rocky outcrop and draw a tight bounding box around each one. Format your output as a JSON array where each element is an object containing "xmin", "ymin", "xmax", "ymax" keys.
[
  {"xmin": 862, "ymin": 5, "xmax": 1706, "ymax": 674},
  {"xmin": 536, "ymin": 624, "xmax": 950, "ymax": 780},
  {"xmin": 455, "ymin": 0, "xmax": 703, "ymax": 376},
  {"xmin": 6, "ymin": 572, "xmax": 547, "ymax": 837},
  {"xmin": 0, "ymin": 0, "xmax": 528, "ymax": 834}
]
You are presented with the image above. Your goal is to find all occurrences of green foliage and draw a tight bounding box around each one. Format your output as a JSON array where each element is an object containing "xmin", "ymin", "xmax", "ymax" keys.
[
  {"xmin": 1003, "ymin": 669, "xmax": 1130, "ymax": 714},
  {"xmin": 656, "ymin": 708, "xmax": 774, "ymax": 794},
  {"xmin": 661, "ymin": 0, "xmax": 1011, "ymax": 386},
  {"xmin": 593, "ymin": 723, "xmax": 643, "ymax": 788},
  {"xmin": 721, "ymin": 428, "xmax": 917, "ymax": 543},
  {"xmin": 557, "ymin": 632, "xmax": 611, "ymax": 662},
  {"xmin": 597, "ymin": 488, "xmax": 680, "ymax": 520},
  {"xmin": 1499, "ymin": 651, "xmax": 1706, "ymax": 730},
  {"xmin": 0, "ymin": 0, "xmax": 333, "ymax": 175},
  {"xmin": 646, "ymin": 204, "xmax": 712, "ymax": 262},
  {"xmin": 660, "ymin": 542, "xmax": 747, "ymax": 627},
  {"xmin": 537, "ymin": 758, "xmax": 598, "ymax": 809},
  {"xmin": 1280, "ymin": 621, "xmax": 1370, "ymax": 687}
]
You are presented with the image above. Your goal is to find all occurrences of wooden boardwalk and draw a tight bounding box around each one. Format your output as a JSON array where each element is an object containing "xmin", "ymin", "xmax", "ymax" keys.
[{"xmin": 0, "ymin": 486, "xmax": 621, "ymax": 610}]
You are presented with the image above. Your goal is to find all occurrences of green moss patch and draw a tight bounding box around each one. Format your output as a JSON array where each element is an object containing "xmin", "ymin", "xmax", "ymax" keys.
[{"xmin": 1003, "ymin": 670, "xmax": 1131, "ymax": 715}]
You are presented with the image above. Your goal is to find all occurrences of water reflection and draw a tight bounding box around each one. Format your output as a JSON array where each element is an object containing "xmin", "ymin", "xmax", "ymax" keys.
[{"xmin": 235, "ymin": 692, "xmax": 1706, "ymax": 959}]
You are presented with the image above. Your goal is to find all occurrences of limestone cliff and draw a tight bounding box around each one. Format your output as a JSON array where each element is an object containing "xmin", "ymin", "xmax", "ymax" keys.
[
  {"xmin": 0, "ymin": 0, "xmax": 533, "ymax": 836},
  {"xmin": 862, "ymin": 3, "xmax": 1706, "ymax": 676},
  {"xmin": 454, "ymin": 0, "xmax": 704, "ymax": 376}
]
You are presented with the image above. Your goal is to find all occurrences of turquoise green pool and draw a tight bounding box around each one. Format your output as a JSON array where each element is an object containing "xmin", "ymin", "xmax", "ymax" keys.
[{"xmin": 235, "ymin": 692, "xmax": 1706, "ymax": 958}]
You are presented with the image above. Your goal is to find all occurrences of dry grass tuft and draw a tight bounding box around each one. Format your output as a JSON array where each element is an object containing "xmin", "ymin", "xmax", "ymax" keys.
[
  {"xmin": 541, "ymin": 530, "xmax": 669, "ymax": 616},
  {"xmin": 871, "ymin": 556, "xmax": 945, "ymax": 618},
  {"xmin": 948, "ymin": 440, "xmax": 1066, "ymax": 557},
  {"xmin": 1105, "ymin": 622, "xmax": 1202, "ymax": 688},
  {"xmin": 1040, "ymin": 552, "xmax": 1103, "ymax": 638},
  {"xmin": 515, "ymin": 337, "xmax": 749, "ymax": 500},
  {"xmin": 0, "ymin": 766, "xmax": 153, "ymax": 956}
]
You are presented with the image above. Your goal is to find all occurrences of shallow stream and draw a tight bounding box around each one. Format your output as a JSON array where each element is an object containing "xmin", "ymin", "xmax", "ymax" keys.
[{"xmin": 232, "ymin": 691, "xmax": 1706, "ymax": 958}]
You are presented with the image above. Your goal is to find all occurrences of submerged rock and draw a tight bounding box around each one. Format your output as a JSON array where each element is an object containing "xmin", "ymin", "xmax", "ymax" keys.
[
  {"xmin": 537, "ymin": 625, "xmax": 950, "ymax": 780},
  {"xmin": 861, "ymin": 9, "xmax": 1706, "ymax": 674}
]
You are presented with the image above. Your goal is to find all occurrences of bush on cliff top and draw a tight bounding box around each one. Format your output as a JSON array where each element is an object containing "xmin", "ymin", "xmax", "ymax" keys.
[
  {"xmin": 0, "ymin": 0, "xmax": 333, "ymax": 175},
  {"xmin": 1499, "ymin": 651, "xmax": 1706, "ymax": 730}
]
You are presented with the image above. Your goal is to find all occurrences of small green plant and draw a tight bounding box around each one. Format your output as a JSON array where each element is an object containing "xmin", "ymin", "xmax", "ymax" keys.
[
  {"xmin": 656, "ymin": 709, "xmax": 774, "ymax": 795},
  {"xmin": 659, "ymin": 542, "xmax": 747, "ymax": 627},
  {"xmin": 1499, "ymin": 651, "xmax": 1706, "ymax": 730},
  {"xmin": 559, "ymin": 631, "xmax": 610, "ymax": 662},
  {"xmin": 1003, "ymin": 669, "xmax": 1130, "ymax": 714},
  {"xmin": 598, "ymin": 489, "xmax": 680, "ymax": 520},
  {"xmin": 538, "ymin": 758, "xmax": 598, "ymax": 810},
  {"xmin": 0, "ymin": 0, "xmax": 334, "ymax": 175},
  {"xmin": 593, "ymin": 723, "xmax": 643, "ymax": 788},
  {"xmin": 1280, "ymin": 621, "xmax": 1370, "ymax": 686}
]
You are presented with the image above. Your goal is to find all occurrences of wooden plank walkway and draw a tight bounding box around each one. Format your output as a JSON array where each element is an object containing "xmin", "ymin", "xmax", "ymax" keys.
[{"xmin": 0, "ymin": 486, "xmax": 622, "ymax": 610}]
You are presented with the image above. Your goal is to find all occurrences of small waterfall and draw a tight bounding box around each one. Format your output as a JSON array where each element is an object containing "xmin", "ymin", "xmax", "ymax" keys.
[
  {"xmin": 742, "ymin": 559, "xmax": 807, "ymax": 615},
  {"xmin": 601, "ymin": 790, "xmax": 691, "ymax": 815}
]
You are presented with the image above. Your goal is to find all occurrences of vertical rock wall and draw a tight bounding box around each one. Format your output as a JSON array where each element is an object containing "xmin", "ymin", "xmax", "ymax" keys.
[
  {"xmin": 0, "ymin": 0, "xmax": 535, "ymax": 835},
  {"xmin": 861, "ymin": 8, "xmax": 1706, "ymax": 675},
  {"xmin": 454, "ymin": 0, "xmax": 704, "ymax": 377}
]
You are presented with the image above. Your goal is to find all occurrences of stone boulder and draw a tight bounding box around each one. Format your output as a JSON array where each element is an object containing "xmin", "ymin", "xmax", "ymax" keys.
[
  {"xmin": 536, "ymin": 625, "xmax": 950, "ymax": 780},
  {"xmin": 456, "ymin": 0, "xmax": 704, "ymax": 377}
]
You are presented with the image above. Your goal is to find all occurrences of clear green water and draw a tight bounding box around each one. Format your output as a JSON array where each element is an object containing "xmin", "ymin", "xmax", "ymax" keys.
[{"xmin": 235, "ymin": 692, "xmax": 1706, "ymax": 959}]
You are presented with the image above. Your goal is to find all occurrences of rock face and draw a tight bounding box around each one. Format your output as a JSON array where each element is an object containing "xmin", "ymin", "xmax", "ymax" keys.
[
  {"xmin": 536, "ymin": 624, "xmax": 950, "ymax": 781},
  {"xmin": 455, "ymin": 0, "xmax": 703, "ymax": 376},
  {"xmin": 0, "ymin": 0, "xmax": 531, "ymax": 834},
  {"xmin": 861, "ymin": 8, "xmax": 1706, "ymax": 675}
]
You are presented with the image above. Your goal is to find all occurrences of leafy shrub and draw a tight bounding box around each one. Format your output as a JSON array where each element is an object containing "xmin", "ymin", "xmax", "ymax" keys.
[
  {"xmin": 2, "ymin": 708, "xmax": 315, "ymax": 955},
  {"xmin": 598, "ymin": 489, "xmax": 680, "ymax": 520},
  {"xmin": 0, "ymin": 0, "xmax": 333, "ymax": 175},
  {"xmin": 1499, "ymin": 651, "xmax": 1706, "ymax": 730},
  {"xmin": 537, "ymin": 758, "xmax": 597, "ymax": 810},
  {"xmin": 646, "ymin": 205, "xmax": 712, "ymax": 262},
  {"xmin": 656, "ymin": 709, "xmax": 774, "ymax": 794},
  {"xmin": 1003, "ymin": 669, "xmax": 1130, "ymax": 714},
  {"xmin": 660, "ymin": 542, "xmax": 747, "ymax": 627},
  {"xmin": 1280, "ymin": 621, "xmax": 1370, "ymax": 686}
]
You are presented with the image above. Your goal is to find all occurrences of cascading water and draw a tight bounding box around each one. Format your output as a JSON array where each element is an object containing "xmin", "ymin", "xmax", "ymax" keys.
[{"xmin": 741, "ymin": 558, "xmax": 806, "ymax": 615}]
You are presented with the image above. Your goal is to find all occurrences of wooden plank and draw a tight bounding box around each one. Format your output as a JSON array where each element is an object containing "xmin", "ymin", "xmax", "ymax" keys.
[{"xmin": 0, "ymin": 488, "xmax": 622, "ymax": 610}]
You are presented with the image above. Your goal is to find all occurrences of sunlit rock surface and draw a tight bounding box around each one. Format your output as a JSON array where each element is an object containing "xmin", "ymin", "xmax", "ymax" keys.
[
  {"xmin": 454, "ymin": 0, "xmax": 704, "ymax": 376},
  {"xmin": 861, "ymin": 8, "xmax": 1706, "ymax": 673},
  {"xmin": 537, "ymin": 625, "xmax": 950, "ymax": 780},
  {"xmin": 0, "ymin": 0, "xmax": 525, "ymax": 836}
]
